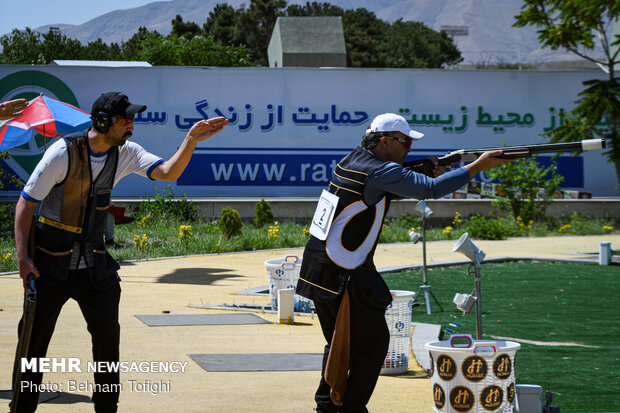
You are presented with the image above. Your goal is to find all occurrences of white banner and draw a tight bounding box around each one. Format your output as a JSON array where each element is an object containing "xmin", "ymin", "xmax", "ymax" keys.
[{"xmin": 0, "ymin": 66, "xmax": 615, "ymax": 197}]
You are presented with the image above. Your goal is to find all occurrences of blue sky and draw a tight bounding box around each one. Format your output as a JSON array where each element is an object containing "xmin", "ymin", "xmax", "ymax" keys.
[{"xmin": 0, "ymin": 0, "xmax": 157, "ymax": 36}]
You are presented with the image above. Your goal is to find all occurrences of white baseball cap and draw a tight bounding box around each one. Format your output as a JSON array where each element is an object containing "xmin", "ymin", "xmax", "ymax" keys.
[{"xmin": 367, "ymin": 113, "xmax": 424, "ymax": 140}]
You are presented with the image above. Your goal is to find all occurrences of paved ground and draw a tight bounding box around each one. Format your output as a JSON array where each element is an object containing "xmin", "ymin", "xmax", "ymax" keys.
[{"xmin": 0, "ymin": 234, "xmax": 618, "ymax": 413}]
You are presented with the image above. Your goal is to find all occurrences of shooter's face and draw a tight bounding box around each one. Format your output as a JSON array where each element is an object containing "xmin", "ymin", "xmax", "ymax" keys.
[{"xmin": 106, "ymin": 115, "xmax": 135, "ymax": 146}]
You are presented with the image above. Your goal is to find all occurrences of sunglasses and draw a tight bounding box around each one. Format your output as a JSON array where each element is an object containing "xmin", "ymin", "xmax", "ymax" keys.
[{"xmin": 383, "ymin": 132, "xmax": 413, "ymax": 146}]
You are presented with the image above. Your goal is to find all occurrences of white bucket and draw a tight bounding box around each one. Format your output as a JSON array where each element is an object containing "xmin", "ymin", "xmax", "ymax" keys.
[
  {"xmin": 264, "ymin": 255, "xmax": 312, "ymax": 312},
  {"xmin": 426, "ymin": 335, "xmax": 520, "ymax": 413},
  {"xmin": 380, "ymin": 290, "xmax": 415, "ymax": 375}
]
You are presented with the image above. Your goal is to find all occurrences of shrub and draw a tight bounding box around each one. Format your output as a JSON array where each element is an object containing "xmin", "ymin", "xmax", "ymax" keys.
[
  {"xmin": 393, "ymin": 211, "xmax": 421, "ymax": 229},
  {"xmin": 562, "ymin": 212, "xmax": 612, "ymax": 235},
  {"xmin": 131, "ymin": 186, "xmax": 199, "ymax": 222},
  {"xmin": 464, "ymin": 214, "xmax": 515, "ymax": 240},
  {"xmin": 219, "ymin": 207, "xmax": 243, "ymax": 238},
  {"xmin": 0, "ymin": 203, "xmax": 15, "ymax": 236},
  {"xmin": 254, "ymin": 199, "xmax": 274, "ymax": 227},
  {"xmin": 484, "ymin": 156, "xmax": 564, "ymax": 223}
]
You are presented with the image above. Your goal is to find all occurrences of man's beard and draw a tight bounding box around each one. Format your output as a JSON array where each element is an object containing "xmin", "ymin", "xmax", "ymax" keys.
[{"xmin": 113, "ymin": 131, "xmax": 132, "ymax": 146}]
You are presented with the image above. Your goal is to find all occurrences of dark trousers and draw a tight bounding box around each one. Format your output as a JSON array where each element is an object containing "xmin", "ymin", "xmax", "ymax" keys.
[
  {"xmin": 11, "ymin": 270, "xmax": 121, "ymax": 413},
  {"xmin": 314, "ymin": 277, "xmax": 391, "ymax": 413}
]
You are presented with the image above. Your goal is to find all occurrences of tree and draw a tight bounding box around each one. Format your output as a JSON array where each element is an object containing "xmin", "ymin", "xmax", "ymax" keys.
[
  {"xmin": 386, "ymin": 20, "xmax": 462, "ymax": 68},
  {"xmin": 0, "ymin": 28, "xmax": 86, "ymax": 64},
  {"xmin": 0, "ymin": 28, "xmax": 44, "ymax": 64},
  {"xmin": 39, "ymin": 28, "xmax": 84, "ymax": 63},
  {"xmin": 204, "ymin": 4, "xmax": 237, "ymax": 45},
  {"xmin": 241, "ymin": 0, "xmax": 287, "ymax": 66},
  {"xmin": 514, "ymin": 0, "xmax": 620, "ymax": 189},
  {"xmin": 202, "ymin": 0, "xmax": 287, "ymax": 65},
  {"xmin": 137, "ymin": 33, "xmax": 252, "ymax": 67},
  {"xmin": 188, "ymin": 1, "xmax": 462, "ymax": 68},
  {"xmin": 120, "ymin": 26, "xmax": 157, "ymax": 60},
  {"xmin": 83, "ymin": 38, "xmax": 123, "ymax": 61},
  {"xmin": 342, "ymin": 8, "xmax": 389, "ymax": 67},
  {"xmin": 286, "ymin": 1, "xmax": 344, "ymax": 17},
  {"xmin": 171, "ymin": 15, "xmax": 202, "ymax": 39}
]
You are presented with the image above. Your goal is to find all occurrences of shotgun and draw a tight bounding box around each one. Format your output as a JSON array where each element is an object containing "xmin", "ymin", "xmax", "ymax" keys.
[
  {"xmin": 404, "ymin": 139, "xmax": 606, "ymax": 177},
  {"xmin": 11, "ymin": 216, "xmax": 38, "ymax": 413},
  {"xmin": 10, "ymin": 273, "xmax": 37, "ymax": 413}
]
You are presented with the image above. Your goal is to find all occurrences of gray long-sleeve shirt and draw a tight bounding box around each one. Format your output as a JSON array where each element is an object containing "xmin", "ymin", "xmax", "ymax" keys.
[{"xmin": 364, "ymin": 155, "xmax": 470, "ymax": 205}]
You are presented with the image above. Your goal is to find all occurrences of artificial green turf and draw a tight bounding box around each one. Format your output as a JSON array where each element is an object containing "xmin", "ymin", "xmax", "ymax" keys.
[{"xmin": 383, "ymin": 262, "xmax": 620, "ymax": 412}]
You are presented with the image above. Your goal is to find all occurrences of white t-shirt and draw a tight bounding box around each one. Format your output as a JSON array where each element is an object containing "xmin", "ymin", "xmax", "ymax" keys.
[{"xmin": 22, "ymin": 138, "xmax": 164, "ymax": 202}]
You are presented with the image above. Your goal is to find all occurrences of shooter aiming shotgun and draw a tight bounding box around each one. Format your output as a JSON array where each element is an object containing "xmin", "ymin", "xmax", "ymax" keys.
[{"xmin": 404, "ymin": 139, "xmax": 606, "ymax": 177}]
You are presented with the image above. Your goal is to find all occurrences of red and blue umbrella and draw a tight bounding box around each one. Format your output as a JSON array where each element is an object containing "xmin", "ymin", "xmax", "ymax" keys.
[{"xmin": 0, "ymin": 95, "xmax": 91, "ymax": 151}]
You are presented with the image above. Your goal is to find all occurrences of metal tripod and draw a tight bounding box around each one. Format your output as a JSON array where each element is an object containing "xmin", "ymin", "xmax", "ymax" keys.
[
  {"xmin": 415, "ymin": 215, "xmax": 444, "ymax": 314},
  {"xmin": 472, "ymin": 254, "xmax": 483, "ymax": 339}
]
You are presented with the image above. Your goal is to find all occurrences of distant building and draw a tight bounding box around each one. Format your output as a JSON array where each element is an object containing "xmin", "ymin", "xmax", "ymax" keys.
[
  {"xmin": 49, "ymin": 60, "xmax": 152, "ymax": 67},
  {"xmin": 267, "ymin": 17, "xmax": 346, "ymax": 68}
]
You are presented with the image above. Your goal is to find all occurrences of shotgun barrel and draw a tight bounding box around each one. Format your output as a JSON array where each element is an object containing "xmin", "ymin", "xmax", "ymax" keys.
[{"xmin": 404, "ymin": 139, "xmax": 606, "ymax": 177}]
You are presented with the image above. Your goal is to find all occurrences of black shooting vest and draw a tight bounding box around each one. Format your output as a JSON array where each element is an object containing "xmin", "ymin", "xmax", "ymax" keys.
[
  {"xmin": 297, "ymin": 147, "xmax": 392, "ymax": 301},
  {"xmin": 323, "ymin": 147, "xmax": 392, "ymax": 270},
  {"xmin": 34, "ymin": 132, "xmax": 120, "ymax": 283}
]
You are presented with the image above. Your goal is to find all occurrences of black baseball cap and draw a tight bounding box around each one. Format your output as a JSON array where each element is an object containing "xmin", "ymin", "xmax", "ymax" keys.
[{"xmin": 91, "ymin": 92, "xmax": 147, "ymax": 116}]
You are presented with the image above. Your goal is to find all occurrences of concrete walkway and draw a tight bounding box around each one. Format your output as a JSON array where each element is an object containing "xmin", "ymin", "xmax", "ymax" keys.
[{"xmin": 0, "ymin": 234, "xmax": 618, "ymax": 413}]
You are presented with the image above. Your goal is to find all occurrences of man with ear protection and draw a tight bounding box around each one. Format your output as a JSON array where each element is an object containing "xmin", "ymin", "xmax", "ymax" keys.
[
  {"xmin": 10, "ymin": 92, "xmax": 227, "ymax": 413},
  {"xmin": 296, "ymin": 113, "xmax": 510, "ymax": 413}
]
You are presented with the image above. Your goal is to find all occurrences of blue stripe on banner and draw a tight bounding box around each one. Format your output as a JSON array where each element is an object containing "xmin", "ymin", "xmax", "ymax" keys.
[
  {"xmin": 536, "ymin": 156, "xmax": 583, "ymax": 188},
  {"xmin": 178, "ymin": 153, "xmax": 346, "ymax": 186},
  {"xmin": 178, "ymin": 151, "xmax": 584, "ymax": 188}
]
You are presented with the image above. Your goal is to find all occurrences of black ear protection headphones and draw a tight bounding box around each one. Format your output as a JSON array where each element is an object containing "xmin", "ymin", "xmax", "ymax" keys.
[{"xmin": 92, "ymin": 92, "xmax": 125, "ymax": 134}]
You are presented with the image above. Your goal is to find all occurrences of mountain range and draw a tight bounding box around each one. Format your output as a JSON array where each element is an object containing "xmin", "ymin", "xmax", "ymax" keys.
[{"xmin": 32, "ymin": 0, "xmax": 605, "ymax": 65}]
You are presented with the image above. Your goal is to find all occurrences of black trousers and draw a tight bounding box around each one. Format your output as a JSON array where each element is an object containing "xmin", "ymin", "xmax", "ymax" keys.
[
  {"xmin": 313, "ymin": 272, "xmax": 391, "ymax": 413},
  {"xmin": 11, "ymin": 270, "xmax": 121, "ymax": 413}
]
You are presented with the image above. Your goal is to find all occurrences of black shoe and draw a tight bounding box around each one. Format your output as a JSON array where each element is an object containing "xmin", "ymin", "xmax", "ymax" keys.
[
  {"xmin": 105, "ymin": 239, "xmax": 124, "ymax": 248},
  {"xmin": 315, "ymin": 406, "xmax": 339, "ymax": 413}
]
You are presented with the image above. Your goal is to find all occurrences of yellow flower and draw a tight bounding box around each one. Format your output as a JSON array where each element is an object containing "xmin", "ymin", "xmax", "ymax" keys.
[
  {"xmin": 178, "ymin": 224, "xmax": 193, "ymax": 240},
  {"xmin": 302, "ymin": 228, "xmax": 310, "ymax": 236},
  {"xmin": 137, "ymin": 213, "xmax": 152, "ymax": 228},
  {"xmin": 452, "ymin": 212, "xmax": 463, "ymax": 225},
  {"xmin": 268, "ymin": 222, "xmax": 280, "ymax": 239},
  {"xmin": 0, "ymin": 252, "xmax": 12, "ymax": 265},
  {"xmin": 443, "ymin": 226, "xmax": 453, "ymax": 238},
  {"xmin": 559, "ymin": 224, "xmax": 572, "ymax": 234},
  {"xmin": 133, "ymin": 233, "xmax": 150, "ymax": 251},
  {"xmin": 603, "ymin": 225, "xmax": 613, "ymax": 233}
]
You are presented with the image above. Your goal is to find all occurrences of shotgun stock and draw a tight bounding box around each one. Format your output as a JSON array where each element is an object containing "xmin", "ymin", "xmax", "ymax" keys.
[
  {"xmin": 404, "ymin": 139, "xmax": 606, "ymax": 177},
  {"xmin": 11, "ymin": 217, "xmax": 38, "ymax": 413}
]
